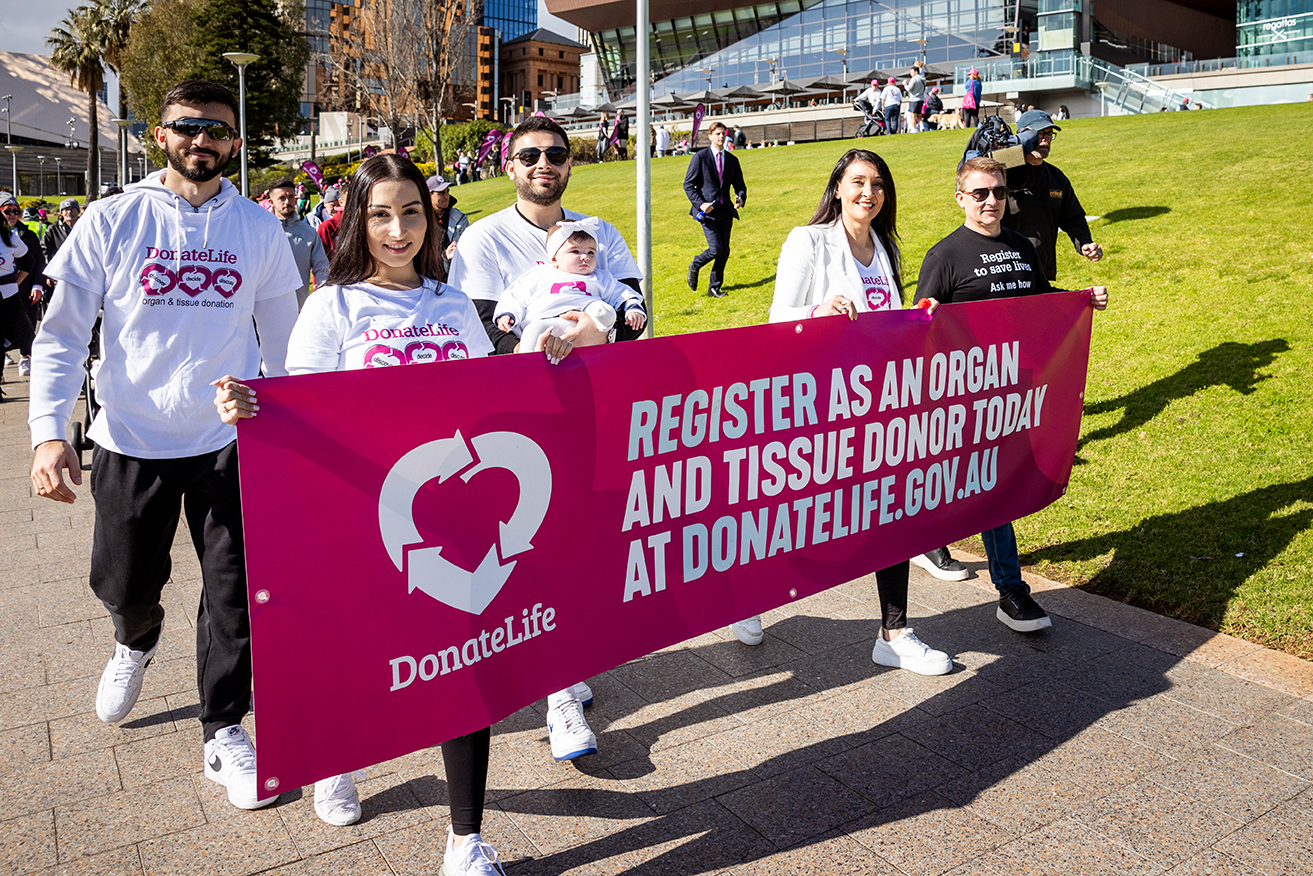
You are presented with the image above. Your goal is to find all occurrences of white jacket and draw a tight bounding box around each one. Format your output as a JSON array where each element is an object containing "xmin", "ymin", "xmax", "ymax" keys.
[{"xmin": 769, "ymin": 221, "xmax": 901, "ymax": 324}]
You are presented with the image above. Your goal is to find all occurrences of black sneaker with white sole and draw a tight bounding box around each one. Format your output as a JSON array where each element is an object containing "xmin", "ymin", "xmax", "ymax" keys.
[
  {"xmin": 911, "ymin": 547, "xmax": 970, "ymax": 581},
  {"xmin": 997, "ymin": 590, "xmax": 1053, "ymax": 632}
]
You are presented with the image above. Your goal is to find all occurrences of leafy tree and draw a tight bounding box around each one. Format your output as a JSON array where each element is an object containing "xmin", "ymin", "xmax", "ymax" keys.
[
  {"xmin": 120, "ymin": 0, "xmax": 206, "ymax": 167},
  {"xmin": 48, "ymin": 6, "xmax": 105, "ymax": 201},
  {"xmin": 186, "ymin": 0, "xmax": 309, "ymax": 165}
]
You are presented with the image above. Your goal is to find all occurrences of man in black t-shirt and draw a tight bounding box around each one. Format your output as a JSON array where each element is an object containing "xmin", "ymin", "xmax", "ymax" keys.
[
  {"xmin": 912, "ymin": 156, "xmax": 1107, "ymax": 632},
  {"xmin": 1003, "ymin": 110, "xmax": 1103, "ymax": 282}
]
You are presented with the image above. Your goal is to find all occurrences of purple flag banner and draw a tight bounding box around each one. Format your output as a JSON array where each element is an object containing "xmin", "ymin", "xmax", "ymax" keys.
[
  {"xmin": 239, "ymin": 293, "xmax": 1096, "ymax": 793},
  {"xmin": 499, "ymin": 131, "xmax": 513, "ymax": 167},
  {"xmin": 691, "ymin": 104, "xmax": 707, "ymax": 144},
  {"xmin": 474, "ymin": 129, "xmax": 503, "ymax": 169},
  {"xmin": 397, "ymin": 145, "xmax": 410, "ymax": 161},
  {"xmin": 300, "ymin": 160, "xmax": 325, "ymax": 189},
  {"xmin": 364, "ymin": 145, "xmax": 378, "ymax": 158}
]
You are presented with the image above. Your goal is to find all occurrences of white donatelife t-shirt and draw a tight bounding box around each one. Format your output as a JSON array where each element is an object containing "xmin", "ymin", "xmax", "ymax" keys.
[
  {"xmin": 286, "ymin": 278, "xmax": 493, "ymax": 374},
  {"xmin": 447, "ymin": 205, "xmax": 641, "ymax": 303},
  {"xmin": 851, "ymin": 242, "xmax": 900, "ymax": 313},
  {"xmin": 35, "ymin": 172, "xmax": 302, "ymax": 457}
]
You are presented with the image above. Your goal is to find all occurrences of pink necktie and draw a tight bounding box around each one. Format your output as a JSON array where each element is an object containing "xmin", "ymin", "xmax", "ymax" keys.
[{"xmin": 716, "ymin": 150, "xmax": 723, "ymax": 180}]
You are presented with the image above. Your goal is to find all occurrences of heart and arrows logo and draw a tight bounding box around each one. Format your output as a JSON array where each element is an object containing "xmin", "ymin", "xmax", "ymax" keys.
[{"xmin": 378, "ymin": 431, "xmax": 551, "ymax": 615}]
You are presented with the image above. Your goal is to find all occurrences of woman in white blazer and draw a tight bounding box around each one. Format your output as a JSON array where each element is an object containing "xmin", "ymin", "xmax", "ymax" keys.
[{"xmin": 729, "ymin": 149, "xmax": 953, "ymax": 677}]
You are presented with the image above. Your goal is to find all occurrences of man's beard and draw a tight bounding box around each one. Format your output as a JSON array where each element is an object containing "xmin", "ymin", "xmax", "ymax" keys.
[
  {"xmin": 514, "ymin": 170, "xmax": 568, "ymax": 206},
  {"xmin": 164, "ymin": 140, "xmax": 234, "ymax": 183}
]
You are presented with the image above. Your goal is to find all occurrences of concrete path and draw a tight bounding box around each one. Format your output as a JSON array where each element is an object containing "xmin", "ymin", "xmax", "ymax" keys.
[{"xmin": 3, "ymin": 358, "xmax": 1312, "ymax": 875}]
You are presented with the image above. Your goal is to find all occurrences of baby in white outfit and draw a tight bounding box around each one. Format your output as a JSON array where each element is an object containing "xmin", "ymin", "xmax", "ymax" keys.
[{"xmin": 495, "ymin": 217, "xmax": 647, "ymax": 351}]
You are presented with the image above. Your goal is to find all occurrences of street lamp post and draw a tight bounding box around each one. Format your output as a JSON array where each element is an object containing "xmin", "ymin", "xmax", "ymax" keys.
[
  {"xmin": 55, "ymin": 157, "xmax": 62, "ymax": 194},
  {"xmin": 2, "ymin": 94, "xmax": 16, "ymax": 195},
  {"xmin": 112, "ymin": 118, "xmax": 131, "ymax": 186},
  {"xmin": 6, "ymin": 145, "xmax": 23, "ymax": 197},
  {"xmin": 37, "ymin": 156, "xmax": 45, "ymax": 198},
  {"xmin": 221, "ymin": 52, "xmax": 260, "ymax": 196},
  {"xmin": 137, "ymin": 154, "xmax": 146, "ymax": 180}
]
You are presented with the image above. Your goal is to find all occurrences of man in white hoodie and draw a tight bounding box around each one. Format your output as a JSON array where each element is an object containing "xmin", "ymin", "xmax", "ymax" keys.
[{"xmin": 28, "ymin": 80, "xmax": 302, "ymax": 812}]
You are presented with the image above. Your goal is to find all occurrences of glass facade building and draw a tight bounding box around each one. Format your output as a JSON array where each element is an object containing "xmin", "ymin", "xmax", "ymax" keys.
[
  {"xmin": 592, "ymin": 0, "xmax": 1027, "ymax": 96},
  {"xmin": 1238, "ymin": 0, "xmax": 1313, "ymax": 58},
  {"xmin": 485, "ymin": 0, "xmax": 539, "ymax": 42}
]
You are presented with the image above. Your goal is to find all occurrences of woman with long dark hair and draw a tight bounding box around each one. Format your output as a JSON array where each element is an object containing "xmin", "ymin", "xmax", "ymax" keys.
[
  {"xmin": 728, "ymin": 149, "xmax": 954, "ymax": 677},
  {"xmin": 214, "ymin": 153, "xmax": 568, "ymax": 874}
]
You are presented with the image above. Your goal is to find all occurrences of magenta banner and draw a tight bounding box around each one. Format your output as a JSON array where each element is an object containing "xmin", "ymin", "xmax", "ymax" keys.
[
  {"xmin": 300, "ymin": 160, "xmax": 325, "ymax": 189},
  {"xmin": 239, "ymin": 292, "xmax": 1094, "ymax": 793},
  {"xmin": 474, "ymin": 129, "xmax": 502, "ymax": 169},
  {"xmin": 691, "ymin": 103, "xmax": 707, "ymax": 144}
]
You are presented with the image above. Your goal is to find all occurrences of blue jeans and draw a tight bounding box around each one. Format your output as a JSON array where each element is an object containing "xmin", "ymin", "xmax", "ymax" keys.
[
  {"xmin": 980, "ymin": 522, "xmax": 1028, "ymax": 597},
  {"xmin": 883, "ymin": 105, "xmax": 900, "ymax": 133}
]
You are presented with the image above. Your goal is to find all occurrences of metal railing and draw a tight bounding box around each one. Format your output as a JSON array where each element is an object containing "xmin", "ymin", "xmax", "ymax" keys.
[
  {"xmin": 1086, "ymin": 56, "xmax": 1215, "ymax": 113},
  {"xmin": 1128, "ymin": 50, "xmax": 1313, "ymax": 77},
  {"xmin": 953, "ymin": 51, "xmax": 1213, "ymax": 113}
]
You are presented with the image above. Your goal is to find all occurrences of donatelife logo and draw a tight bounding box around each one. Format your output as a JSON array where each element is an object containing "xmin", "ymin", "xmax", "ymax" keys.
[{"xmin": 378, "ymin": 431, "xmax": 551, "ymax": 614}]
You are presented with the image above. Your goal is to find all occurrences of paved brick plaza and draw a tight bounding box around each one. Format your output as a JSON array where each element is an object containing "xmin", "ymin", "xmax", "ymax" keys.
[{"xmin": 3, "ymin": 361, "xmax": 1312, "ymax": 875}]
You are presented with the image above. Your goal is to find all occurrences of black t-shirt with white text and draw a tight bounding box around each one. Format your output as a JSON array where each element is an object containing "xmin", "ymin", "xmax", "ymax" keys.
[{"xmin": 913, "ymin": 225, "xmax": 1056, "ymax": 305}]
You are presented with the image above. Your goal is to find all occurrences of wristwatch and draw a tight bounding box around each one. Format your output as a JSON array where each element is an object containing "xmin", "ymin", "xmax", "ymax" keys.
[{"xmin": 607, "ymin": 327, "xmax": 617, "ymax": 343}]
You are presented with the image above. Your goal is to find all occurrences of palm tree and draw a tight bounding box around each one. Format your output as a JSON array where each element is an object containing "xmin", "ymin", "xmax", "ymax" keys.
[
  {"xmin": 48, "ymin": 6, "xmax": 105, "ymax": 201},
  {"xmin": 94, "ymin": 0, "xmax": 142, "ymax": 121}
]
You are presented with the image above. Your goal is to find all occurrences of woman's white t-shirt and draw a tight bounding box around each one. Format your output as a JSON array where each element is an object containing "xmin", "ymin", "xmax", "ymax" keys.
[
  {"xmin": 0, "ymin": 232, "xmax": 29, "ymax": 299},
  {"xmin": 286, "ymin": 277, "xmax": 494, "ymax": 375},
  {"xmin": 852, "ymin": 250, "xmax": 897, "ymax": 312}
]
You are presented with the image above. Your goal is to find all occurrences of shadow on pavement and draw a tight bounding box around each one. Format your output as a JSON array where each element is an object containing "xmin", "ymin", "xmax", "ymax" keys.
[{"xmin": 464, "ymin": 601, "xmax": 1187, "ymax": 873}]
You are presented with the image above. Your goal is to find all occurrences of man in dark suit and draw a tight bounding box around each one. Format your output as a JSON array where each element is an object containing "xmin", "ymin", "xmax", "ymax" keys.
[{"xmin": 684, "ymin": 121, "xmax": 746, "ymax": 298}]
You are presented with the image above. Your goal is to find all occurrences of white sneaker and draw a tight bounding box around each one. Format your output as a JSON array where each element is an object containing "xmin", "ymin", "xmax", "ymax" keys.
[
  {"xmin": 729, "ymin": 615, "xmax": 764, "ymax": 645},
  {"xmin": 546, "ymin": 690, "xmax": 597, "ymax": 761},
  {"xmin": 440, "ymin": 827, "xmax": 506, "ymax": 876},
  {"xmin": 568, "ymin": 681, "xmax": 593, "ymax": 706},
  {"xmin": 17, "ymin": 356, "xmax": 31, "ymax": 377},
  {"xmin": 314, "ymin": 772, "xmax": 361, "ymax": 825},
  {"xmin": 872, "ymin": 628, "xmax": 952, "ymax": 676},
  {"xmin": 204, "ymin": 725, "xmax": 279, "ymax": 810},
  {"xmin": 95, "ymin": 637, "xmax": 160, "ymax": 723}
]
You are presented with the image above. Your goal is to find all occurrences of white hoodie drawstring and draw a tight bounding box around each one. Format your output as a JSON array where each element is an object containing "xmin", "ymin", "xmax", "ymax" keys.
[
  {"xmin": 171, "ymin": 192, "xmax": 218, "ymax": 268},
  {"xmin": 173, "ymin": 196, "xmax": 185, "ymax": 273}
]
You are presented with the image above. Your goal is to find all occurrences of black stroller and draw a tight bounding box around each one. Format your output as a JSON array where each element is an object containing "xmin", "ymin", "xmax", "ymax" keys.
[{"xmin": 853, "ymin": 97, "xmax": 887, "ymax": 138}]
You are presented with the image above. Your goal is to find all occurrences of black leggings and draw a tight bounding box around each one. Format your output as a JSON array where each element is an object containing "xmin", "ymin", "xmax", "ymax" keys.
[
  {"xmin": 875, "ymin": 561, "xmax": 910, "ymax": 631},
  {"xmin": 0, "ymin": 293, "xmax": 35, "ymax": 357},
  {"xmin": 442, "ymin": 727, "xmax": 491, "ymax": 835}
]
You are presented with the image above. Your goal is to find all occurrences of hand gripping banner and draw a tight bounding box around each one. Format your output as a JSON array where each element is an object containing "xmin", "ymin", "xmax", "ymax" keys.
[{"xmin": 239, "ymin": 292, "xmax": 1094, "ymax": 793}]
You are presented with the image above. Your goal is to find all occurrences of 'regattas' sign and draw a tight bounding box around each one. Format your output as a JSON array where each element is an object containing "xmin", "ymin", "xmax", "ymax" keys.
[{"xmin": 239, "ymin": 291, "xmax": 1094, "ymax": 793}]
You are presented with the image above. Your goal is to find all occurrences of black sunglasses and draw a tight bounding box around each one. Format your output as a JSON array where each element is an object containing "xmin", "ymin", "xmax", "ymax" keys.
[
  {"xmin": 960, "ymin": 185, "xmax": 1008, "ymax": 202},
  {"xmin": 162, "ymin": 118, "xmax": 238, "ymax": 141},
  {"xmin": 513, "ymin": 146, "xmax": 569, "ymax": 167}
]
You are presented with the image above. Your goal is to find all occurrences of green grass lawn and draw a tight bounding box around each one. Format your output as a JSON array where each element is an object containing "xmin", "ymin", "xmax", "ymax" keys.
[{"xmin": 451, "ymin": 103, "xmax": 1313, "ymax": 659}]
